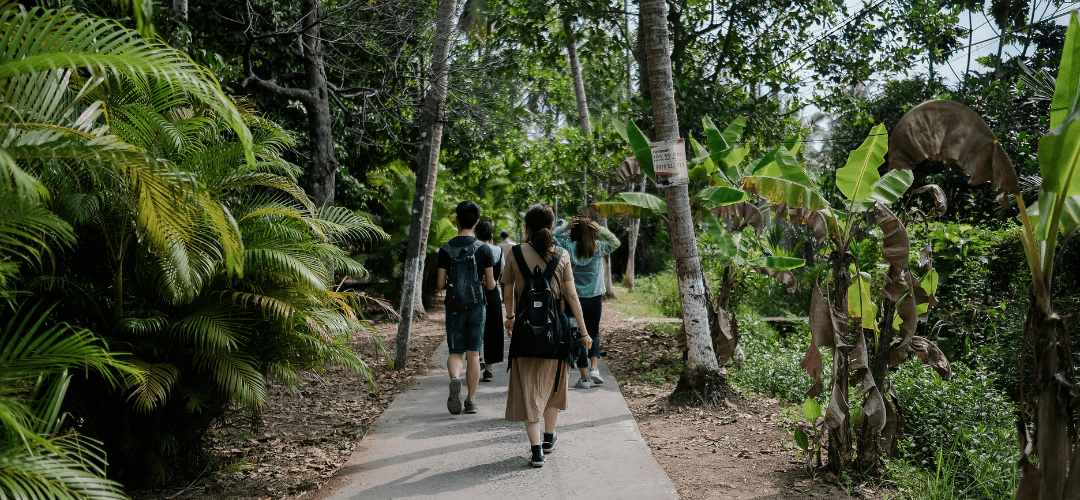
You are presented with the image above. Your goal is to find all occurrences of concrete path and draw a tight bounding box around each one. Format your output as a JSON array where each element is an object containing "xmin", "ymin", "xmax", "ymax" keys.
[{"xmin": 313, "ymin": 335, "xmax": 678, "ymax": 500}]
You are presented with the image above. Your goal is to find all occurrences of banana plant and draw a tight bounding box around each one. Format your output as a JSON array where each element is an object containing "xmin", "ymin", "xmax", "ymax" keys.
[
  {"xmin": 742, "ymin": 123, "xmax": 951, "ymax": 473},
  {"xmin": 606, "ymin": 117, "xmax": 804, "ymax": 366},
  {"xmin": 885, "ymin": 14, "xmax": 1080, "ymax": 500}
]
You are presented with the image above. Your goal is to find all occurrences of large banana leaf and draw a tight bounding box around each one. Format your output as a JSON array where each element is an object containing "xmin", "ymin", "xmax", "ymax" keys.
[
  {"xmin": 836, "ymin": 123, "xmax": 887, "ymax": 201},
  {"xmin": 587, "ymin": 201, "xmax": 653, "ymax": 219},
  {"xmin": 1051, "ymin": 13, "xmax": 1080, "ymax": 130},
  {"xmin": 620, "ymin": 191, "xmax": 667, "ymax": 214},
  {"xmin": 848, "ymin": 275, "xmax": 879, "ymax": 332},
  {"xmin": 851, "ymin": 169, "xmax": 915, "ymax": 212},
  {"xmin": 748, "ymin": 256, "xmax": 805, "ymax": 270},
  {"xmin": 741, "ymin": 175, "xmax": 829, "ymax": 212},
  {"xmin": 624, "ymin": 120, "xmax": 654, "ymax": 179},
  {"xmin": 693, "ymin": 185, "xmax": 748, "ymax": 208},
  {"xmin": 1035, "ymin": 13, "xmax": 1080, "ymax": 282},
  {"xmin": 703, "ymin": 116, "xmax": 748, "ymax": 181}
]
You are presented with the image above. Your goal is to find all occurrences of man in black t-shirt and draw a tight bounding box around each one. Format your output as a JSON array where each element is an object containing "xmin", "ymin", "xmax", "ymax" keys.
[{"xmin": 436, "ymin": 201, "xmax": 496, "ymax": 415}]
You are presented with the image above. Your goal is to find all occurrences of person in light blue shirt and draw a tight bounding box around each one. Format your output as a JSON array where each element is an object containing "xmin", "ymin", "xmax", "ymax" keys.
[{"xmin": 553, "ymin": 215, "xmax": 621, "ymax": 389}]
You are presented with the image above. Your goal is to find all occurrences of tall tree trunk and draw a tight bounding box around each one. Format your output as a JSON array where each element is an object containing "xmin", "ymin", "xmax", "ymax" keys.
[
  {"xmin": 633, "ymin": 8, "xmax": 650, "ymax": 111},
  {"xmin": 394, "ymin": 0, "xmax": 458, "ymax": 371},
  {"xmin": 641, "ymin": 0, "xmax": 728, "ymax": 408},
  {"xmin": 173, "ymin": 0, "xmax": 187, "ymax": 20},
  {"xmin": 302, "ymin": 0, "xmax": 338, "ymax": 209},
  {"xmin": 623, "ymin": 178, "xmax": 646, "ymax": 290},
  {"xmin": 564, "ymin": 14, "xmax": 616, "ymax": 297},
  {"xmin": 564, "ymin": 15, "xmax": 592, "ymax": 138}
]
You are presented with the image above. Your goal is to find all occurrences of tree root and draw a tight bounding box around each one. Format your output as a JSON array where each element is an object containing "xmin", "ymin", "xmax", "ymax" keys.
[{"xmin": 667, "ymin": 365, "xmax": 734, "ymax": 408}]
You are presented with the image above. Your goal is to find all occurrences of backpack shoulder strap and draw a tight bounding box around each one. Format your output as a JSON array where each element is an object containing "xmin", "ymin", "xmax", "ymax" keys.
[
  {"xmin": 465, "ymin": 238, "xmax": 483, "ymax": 254},
  {"xmin": 541, "ymin": 253, "xmax": 560, "ymax": 283},
  {"xmin": 511, "ymin": 245, "xmax": 530, "ymax": 277}
]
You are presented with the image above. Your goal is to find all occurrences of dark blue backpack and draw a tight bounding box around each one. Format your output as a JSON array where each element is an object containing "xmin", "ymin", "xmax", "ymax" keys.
[
  {"xmin": 442, "ymin": 239, "xmax": 485, "ymax": 312},
  {"xmin": 510, "ymin": 245, "xmax": 570, "ymax": 360}
]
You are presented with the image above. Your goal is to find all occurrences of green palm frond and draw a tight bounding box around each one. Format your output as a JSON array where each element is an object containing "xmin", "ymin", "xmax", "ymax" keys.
[
  {"xmin": 0, "ymin": 302, "xmax": 139, "ymax": 386},
  {"xmin": 0, "ymin": 193, "xmax": 75, "ymax": 270},
  {"xmin": 168, "ymin": 302, "xmax": 251, "ymax": 351},
  {"xmin": 314, "ymin": 205, "xmax": 388, "ymax": 243},
  {"xmin": 224, "ymin": 292, "xmax": 298, "ymax": 323},
  {"xmin": 243, "ymin": 246, "xmax": 330, "ymax": 291},
  {"xmin": 51, "ymin": 191, "xmax": 103, "ymax": 225},
  {"xmin": 8, "ymin": 135, "xmax": 202, "ymax": 260},
  {"xmin": 218, "ymin": 172, "xmax": 314, "ymax": 212},
  {"xmin": 0, "ymin": 435, "xmax": 127, "ymax": 500},
  {"xmin": 150, "ymin": 218, "xmax": 222, "ymax": 304},
  {"xmin": 114, "ymin": 315, "xmax": 168, "ymax": 337},
  {"xmin": 190, "ymin": 351, "xmax": 266, "ymax": 411},
  {"xmin": 124, "ymin": 361, "xmax": 178, "ymax": 413},
  {"xmin": 0, "ymin": 7, "xmax": 254, "ymax": 166}
]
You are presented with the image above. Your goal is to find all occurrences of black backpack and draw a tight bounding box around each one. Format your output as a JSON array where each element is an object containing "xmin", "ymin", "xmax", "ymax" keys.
[
  {"xmin": 442, "ymin": 239, "xmax": 486, "ymax": 312},
  {"xmin": 510, "ymin": 245, "xmax": 570, "ymax": 360}
]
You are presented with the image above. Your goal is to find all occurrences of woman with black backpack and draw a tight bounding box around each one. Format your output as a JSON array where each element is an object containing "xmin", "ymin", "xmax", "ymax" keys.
[{"xmin": 501, "ymin": 204, "xmax": 592, "ymax": 468}]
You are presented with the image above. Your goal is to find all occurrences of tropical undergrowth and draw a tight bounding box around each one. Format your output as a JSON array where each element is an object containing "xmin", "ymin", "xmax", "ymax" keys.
[
  {"xmin": 726, "ymin": 226, "xmax": 1020, "ymax": 499},
  {"xmin": 1, "ymin": 5, "xmax": 388, "ymax": 485}
]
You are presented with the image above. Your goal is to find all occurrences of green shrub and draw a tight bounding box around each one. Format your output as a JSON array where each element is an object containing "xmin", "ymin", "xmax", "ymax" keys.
[
  {"xmin": 635, "ymin": 266, "xmax": 682, "ymax": 318},
  {"xmin": 729, "ymin": 307, "xmax": 831, "ymax": 403},
  {"xmin": 909, "ymin": 221, "xmax": 1030, "ymax": 398},
  {"xmin": 892, "ymin": 361, "xmax": 1016, "ymax": 499}
]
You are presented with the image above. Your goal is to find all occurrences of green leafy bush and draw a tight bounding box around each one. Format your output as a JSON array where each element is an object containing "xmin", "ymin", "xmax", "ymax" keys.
[
  {"xmin": 892, "ymin": 362, "xmax": 1016, "ymax": 499},
  {"xmin": 909, "ymin": 222, "xmax": 1030, "ymax": 397},
  {"xmin": 634, "ymin": 266, "xmax": 682, "ymax": 318},
  {"xmin": 728, "ymin": 308, "xmax": 831, "ymax": 403}
]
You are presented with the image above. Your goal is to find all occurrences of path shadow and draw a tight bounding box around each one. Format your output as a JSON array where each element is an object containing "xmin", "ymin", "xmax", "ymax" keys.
[
  {"xmin": 333, "ymin": 456, "xmax": 526, "ymax": 499},
  {"xmin": 340, "ymin": 414, "xmax": 633, "ymax": 477}
]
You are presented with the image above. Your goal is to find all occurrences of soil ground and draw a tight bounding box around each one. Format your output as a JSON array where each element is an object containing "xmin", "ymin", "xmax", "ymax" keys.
[
  {"xmin": 128, "ymin": 310, "xmax": 446, "ymax": 499},
  {"xmin": 602, "ymin": 295, "xmax": 882, "ymax": 500},
  {"xmin": 129, "ymin": 298, "xmax": 885, "ymax": 500}
]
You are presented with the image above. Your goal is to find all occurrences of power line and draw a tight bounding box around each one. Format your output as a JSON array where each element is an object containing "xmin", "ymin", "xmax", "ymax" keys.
[{"xmin": 942, "ymin": 8, "xmax": 1076, "ymax": 58}]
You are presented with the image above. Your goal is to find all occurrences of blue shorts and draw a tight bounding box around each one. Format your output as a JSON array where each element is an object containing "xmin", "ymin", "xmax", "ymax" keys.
[{"xmin": 446, "ymin": 305, "xmax": 485, "ymax": 354}]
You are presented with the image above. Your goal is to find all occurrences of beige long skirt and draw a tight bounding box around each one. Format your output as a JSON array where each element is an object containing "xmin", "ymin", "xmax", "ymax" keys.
[{"xmin": 504, "ymin": 358, "xmax": 569, "ymax": 423}]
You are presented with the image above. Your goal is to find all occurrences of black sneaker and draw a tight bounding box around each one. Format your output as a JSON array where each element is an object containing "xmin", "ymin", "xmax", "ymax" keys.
[
  {"xmin": 530, "ymin": 447, "xmax": 545, "ymax": 468},
  {"xmin": 482, "ymin": 371, "xmax": 493, "ymax": 382},
  {"xmin": 447, "ymin": 378, "xmax": 462, "ymax": 415},
  {"xmin": 542, "ymin": 433, "xmax": 558, "ymax": 454},
  {"xmin": 463, "ymin": 399, "xmax": 478, "ymax": 414}
]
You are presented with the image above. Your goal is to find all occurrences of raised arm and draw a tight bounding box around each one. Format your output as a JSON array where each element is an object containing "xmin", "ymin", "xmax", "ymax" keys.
[
  {"xmin": 552, "ymin": 223, "xmax": 571, "ymax": 247},
  {"xmin": 596, "ymin": 225, "xmax": 621, "ymax": 255}
]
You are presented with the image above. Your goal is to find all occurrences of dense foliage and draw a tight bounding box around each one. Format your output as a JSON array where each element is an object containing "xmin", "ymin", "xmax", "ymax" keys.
[{"xmin": 3, "ymin": 0, "xmax": 1078, "ymax": 496}]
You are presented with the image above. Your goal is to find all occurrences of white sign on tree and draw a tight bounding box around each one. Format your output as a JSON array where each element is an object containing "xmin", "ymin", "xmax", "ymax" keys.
[{"xmin": 651, "ymin": 139, "xmax": 688, "ymax": 186}]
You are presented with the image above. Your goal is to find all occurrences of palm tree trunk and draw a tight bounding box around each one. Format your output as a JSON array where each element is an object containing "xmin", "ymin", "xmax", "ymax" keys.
[
  {"xmin": 563, "ymin": 14, "xmax": 616, "ymax": 297},
  {"xmin": 394, "ymin": 0, "xmax": 459, "ymax": 371},
  {"xmin": 641, "ymin": 0, "xmax": 727, "ymax": 407},
  {"xmin": 564, "ymin": 15, "xmax": 592, "ymax": 137}
]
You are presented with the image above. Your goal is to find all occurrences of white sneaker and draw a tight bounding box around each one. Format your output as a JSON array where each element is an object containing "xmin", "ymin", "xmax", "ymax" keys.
[
  {"xmin": 574, "ymin": 378, "xmax": 591, "ymax": 389},
  {"xmin": 589, "ymin": 368, "xmax": 604, "ymax": 385}
]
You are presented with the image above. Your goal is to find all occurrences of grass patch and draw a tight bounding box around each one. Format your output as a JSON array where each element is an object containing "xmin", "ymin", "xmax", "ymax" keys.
[{"xmin": 610, "ymin": 283, "xmax": 677, "ymax": 319}]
